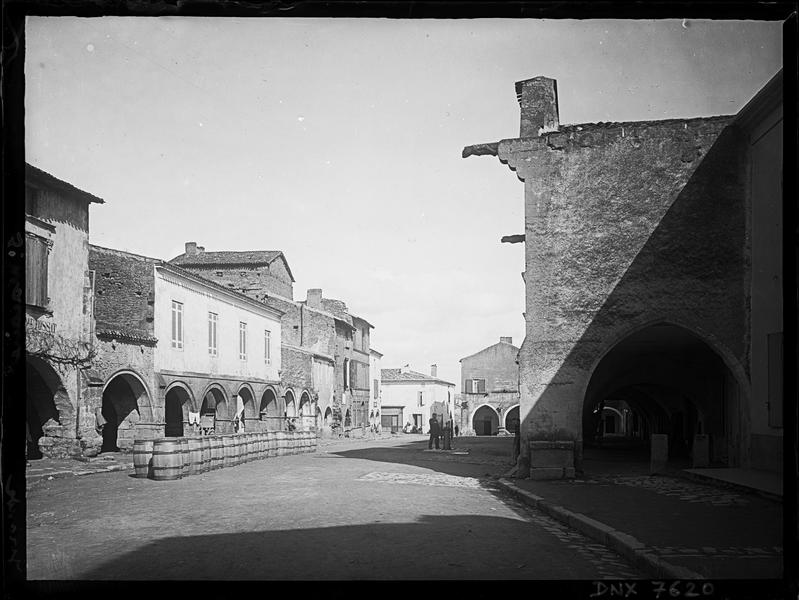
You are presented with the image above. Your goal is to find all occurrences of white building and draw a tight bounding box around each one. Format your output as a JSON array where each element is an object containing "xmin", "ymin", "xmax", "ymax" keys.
[{"xmin": 380, "ymin": 365, "xmax": 456, "ymax": 434}]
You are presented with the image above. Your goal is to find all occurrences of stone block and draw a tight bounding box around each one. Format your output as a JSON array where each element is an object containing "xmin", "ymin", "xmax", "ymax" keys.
[
  {"xmin": 650, "ymin": 433, "xmax": 668, "ymax": 474},
  {"xmin": 692, "ymin": 433, "xmax": 710, "ymax": 467},
  {"xmin": 529, "ymin": 466, "xmax": 575, "ymax": 480}
]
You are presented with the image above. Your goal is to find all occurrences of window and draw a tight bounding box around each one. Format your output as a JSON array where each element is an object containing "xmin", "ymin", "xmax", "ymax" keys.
[
  {"xmin": 208, "ymin": 312, "xmax": 218, "ymax": 356},
  {"xmin": 25, "ymin": 233, "xmax": 51, "ymax": 309},
  {"xmin": 239, "ymin": 321, "xmax": 247, "ymax": 360},
  {"xmin": 466, "ymin": 379, "xmax": 486, "ymax": 394},
  {"xmin": 418, "ymin": 391, "xmax": 424, "ymax": 407},
  {"xmin": 373, "ymin": 379, "xmax": 379, "ymax": 400},
  {"xmin": 343, "ymin": 358, "xmax": 350, "ymax": 390},
  {"xmin": 264, "ymin": 330, "xmax": 271, "ymax": 365},
  {"xmin": 170, "ymin": 301, "xmax": 184, "ymax": 349}
]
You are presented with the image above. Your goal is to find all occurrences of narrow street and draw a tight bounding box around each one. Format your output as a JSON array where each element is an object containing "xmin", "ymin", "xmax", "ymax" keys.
[{"xmin": 27, "ymin": 436, "xmax": 643, "ymax": 580}]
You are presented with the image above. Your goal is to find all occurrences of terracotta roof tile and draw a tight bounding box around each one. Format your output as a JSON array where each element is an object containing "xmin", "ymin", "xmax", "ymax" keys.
[{"xmin": 381, "ymin": 368, "xmax": 455, "ymax": 386}]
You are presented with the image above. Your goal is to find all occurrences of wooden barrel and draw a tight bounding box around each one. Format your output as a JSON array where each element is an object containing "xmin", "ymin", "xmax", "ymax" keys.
[
  {"xmin": 200, "ymin": 437, "xmax": 211, "ymax": 473},
  {"xmin": 133, "ymin": 439, "xmax": 154, "ymax": 478},
  {"xmin": 310, "ymin": 430, "xmax": 317, "ymax": 452},
  {"xmin": 302, "ymin": 431, "xmax": 310, "ymax": 453},
  {"xmin": 179, "ymin": 438, "xmax": 190, "ymax": 477},
  {"xmin": 264, "ymin": 431, "xmax": 274, "ymax": 458},
  {"xmin": 244, "ymin": 433, "xmax": 253, "ymax": 463},
  {"xmin": 151, "ymin": 438, "xmax": 183, "ymax": 480},
  {"xmin": 188, "ymin": 438, "xmax": 202, "ymax": 475},
  {"xmin": 258, "ymin": 432, "xmax": 266, "ymax": 459},
  {"xmin": 209, "ymin": 436, "xmax": 223, "ymax": 470},
  {"xmin": 291, "ymin": 431, "xmax": 298, "ymax": 454},
  {"xmin": 233, "ymin": 434, "xmax": 245, "ymax": 465},
  {"xmin": 275, "ymin": 431, "xmax": 284, "ymax": 456},
  {"xmin": 222, "ymin": 435, "xmax": 236, "ymax": 468}
]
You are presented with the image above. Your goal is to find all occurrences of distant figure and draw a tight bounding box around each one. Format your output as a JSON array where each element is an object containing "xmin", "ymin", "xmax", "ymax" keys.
[
  {"xmin": 454, "ymin": 424, "xmax": 459, "ymax": 438},
  {"xmin": 428, "ymin": 415, "xmax": 441, "ymax": 450}
]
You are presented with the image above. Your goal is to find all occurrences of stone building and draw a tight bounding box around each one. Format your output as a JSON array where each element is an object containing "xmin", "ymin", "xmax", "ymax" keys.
[
  {"xmin": 170, "ymin": 244, "xmax": 375, "ymax": 436},
  {"xmin": 381, "ymin": 365, "xmax": 455, "ymax": 434},
  {"xmin": 301, "ymin": 292, "xmax": 373, "ymax": 433},
  {"xmin": 460, "ymin": 337, "xmax": 520, "ymax": 436},
  {"xmin": 369, "ymin": 349, "xmax": 384, "ymax": 430},
  {"xmin": 25, "ymin": 164, "xmax": 103, "ymax": 458},
  {"xmin": 90, "ymin": 245, "xmax": 284, "ymax": 444},
  {"xmin": 464, "ymin": 71, "xmax": 784, "ymax": 477}
]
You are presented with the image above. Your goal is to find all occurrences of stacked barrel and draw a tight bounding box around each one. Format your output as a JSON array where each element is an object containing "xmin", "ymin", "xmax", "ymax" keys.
[{"xmin": 133, "ymin": 430, "xmax": 317, "ymax": 480}]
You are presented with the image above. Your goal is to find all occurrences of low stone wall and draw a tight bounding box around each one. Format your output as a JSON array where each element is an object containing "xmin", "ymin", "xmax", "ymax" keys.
[{"xmin": 529, "ymin": 440, "xmax": 576, "ymax": 480}]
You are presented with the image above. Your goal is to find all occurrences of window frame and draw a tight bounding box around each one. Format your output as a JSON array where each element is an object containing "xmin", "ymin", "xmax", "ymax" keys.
[
  {"xmin": 239, "ymin": 321, "xmax": 248, "ymax": 361},
  {"xmin": 264, "ymin": 329, "xmax": 271, "ymax": 365},
  {"xmin": 208, "ymin": 311, "xmax": 218, "ymax": 357},
  {"xmin": 171, "ymin": 300, "xmax": 184, "ymax": 350}
]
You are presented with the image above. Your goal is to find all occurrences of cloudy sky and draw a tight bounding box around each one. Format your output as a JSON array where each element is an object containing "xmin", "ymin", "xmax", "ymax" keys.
[{"xmin": 25, "ymin": 17, "xmax": 782, "ymax": 389}]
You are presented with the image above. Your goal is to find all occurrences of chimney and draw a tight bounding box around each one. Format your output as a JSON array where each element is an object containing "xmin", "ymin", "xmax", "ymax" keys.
[
  {"xmin": 515, "ymin": 76, "xmax": 559, "ymax": 137},
  {"xmin": 307, "ymin": 288, "xmax": 322, "ymax": 309},
  {"xmin": 185, "ymin": 242, "xmax": 198, "ymax": 256},
  {"xmin": 431, "ymin": 364, "xmax": 437, "ymax": 378},
  {"xmin": 500, "ymin": 336, "xmax": 513, "ymax": 344},
  {"xmin": 197, "ymin": 246, "xmax": 205, "ymax": 253}
]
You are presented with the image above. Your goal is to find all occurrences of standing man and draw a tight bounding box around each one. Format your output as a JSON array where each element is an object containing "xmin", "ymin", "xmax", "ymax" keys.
[{"xmin": 428, "ymin": 414, "xmax": 440, "ymax": 450}]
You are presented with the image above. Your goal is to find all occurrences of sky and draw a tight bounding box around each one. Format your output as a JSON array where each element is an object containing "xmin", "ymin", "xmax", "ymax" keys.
[{"xmin": 25, "ymin": 17, "xmax": 782, "ymax": 390}]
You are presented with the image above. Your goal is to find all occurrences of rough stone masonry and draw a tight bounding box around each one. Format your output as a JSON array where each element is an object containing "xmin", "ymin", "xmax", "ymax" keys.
[{"xmin": 464, "ymin": 76, "xmax": 749, "ymax": 478}]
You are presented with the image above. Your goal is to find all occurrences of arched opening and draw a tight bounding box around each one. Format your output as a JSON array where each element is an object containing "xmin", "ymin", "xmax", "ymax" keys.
[
  {"xmin": 285, "ymin": 390, "xmax": 296, "ymax": 418},
  {"xmin": 165, "ymin": 385, "xmax": 192, "ymax": 437},
  {"xmin": 315, "ymin": 406, "xmax": 322, "ymax": 432},
  {"xmin": 299, "ymin": 392, "xmax": 313, "ymax": 431},
  {"xmin": 235, "ymin": 386, "xmax": 256, "ymax": 432},
  {"xmin": 101, "ymin": 372, "xmax": 150, "ymax": 452},
  {"xmin": 26, "ymin": 357, "xmax": 69, "ymax": 459},
  {"xmin": 504, "ymin": 405, "xmax": 520, "ymax": 434},
  {"xmin": 199, "ymin": 386, "xmax": 227, "ymax": 435},
  {"xmin": 344, "ymin": 408, "xmax": 352, "ymax": 428},
  {"xmin": 582, "ymin": 323, "xmax": 743, "ymax": 468},
  {"xmin": 323, "ymin": 407, "xmax": 333, "ymax": 435},
  {"xmin": 472, "ymin": 405, "xmax": 499, "ymax": 436},
  {"xmin": 259, "ymin": 388, "xmax": 280, "ymax": 431}
]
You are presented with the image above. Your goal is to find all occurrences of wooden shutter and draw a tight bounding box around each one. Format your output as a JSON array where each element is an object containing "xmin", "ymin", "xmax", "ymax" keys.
[
  {"xmin": 477, "ymin": 379, "xmax": 486, "ymax": 394},
  {"xmin": 25, "ymin": 234, "xmax": 49, "ymax": 307}
]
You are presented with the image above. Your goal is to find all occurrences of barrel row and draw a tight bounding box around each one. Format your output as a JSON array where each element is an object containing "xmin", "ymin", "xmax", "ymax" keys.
[{"xmin": 133, "ymin": 430, "xmax": 318, "ymax": 480}]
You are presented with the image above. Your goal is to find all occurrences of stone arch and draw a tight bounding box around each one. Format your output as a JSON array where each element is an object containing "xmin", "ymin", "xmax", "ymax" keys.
[
  {"xmin": 235, "ymin": 384, "xmax": 257, "ymax": 431},
  {"xmin": 259, "ymin": 386, "xmax": 281, "ymax": 431},
  {"xmin": 101, "ymin": 370, "xmax": 152, "ymax": 452},
  {"xmin": 472, "ymin": 403, "xmax": 499, "ymax": 436},
  {"xmin": 323, "ymin": 407, "xmax": 333, "ymax": 433},
  {"xmin": 503, "ymin": 404, "xmax": 520, "ymax": 432},
  {"xmin": 164, "ymin": 382, "xmax": 194, "ymax": 437},
  {"xmin": 198, "ymin": 383, "xmax": 228, "ymax": 433},
  {"xmin": 581, "ymin": 320, "xmax": 746, "ymax": 467},
  {"xmin": 298, "ymin": 390, "xmax": 314, "ymax": 431},
  {"xmin": 26, "ymin": 357, "xmax": 71, "ymax": 459},
  {"xmin": 284, "ymin": 389, "xmax": 297, "ymax": 418}
]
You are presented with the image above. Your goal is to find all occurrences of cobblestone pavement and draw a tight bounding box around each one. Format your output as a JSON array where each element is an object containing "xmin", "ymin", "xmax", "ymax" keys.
[
  {"xmin": 557, "ymin": 474, "xmax": 751, "ymax": 506},
  {"xmin": 27, "ymin": 436, "xmax": 643, "ymax": 580}
]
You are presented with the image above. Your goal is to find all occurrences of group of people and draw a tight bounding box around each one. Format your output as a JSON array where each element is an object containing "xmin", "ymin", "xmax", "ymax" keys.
[{"xmin": 427, "ymin": 415, "xmax": 459, "ymax": 450}]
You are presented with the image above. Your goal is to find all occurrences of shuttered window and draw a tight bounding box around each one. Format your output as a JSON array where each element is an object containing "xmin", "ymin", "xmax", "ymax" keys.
[
  {"xmin": 239, "ymin": 322, "xmax": 247, "ymax": 360},
  {"xmin": 171, "ymin": 301, "xmax": 184, "ymax": 349},
  {"xmin": 208, "ymin": 312, "xmax": 218, "ymax": 356},
  {"xmin": 466, "ymin": 379, "xmax": 486, "ymax": 394},
  {"xmin": 25, "ymin": 233, "xmax": 50, "ymax": 308}
]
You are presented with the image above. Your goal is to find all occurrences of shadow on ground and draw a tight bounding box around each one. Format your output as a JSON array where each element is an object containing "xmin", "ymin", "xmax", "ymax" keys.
[{"xmin": 71, "ymin": 514, "xmax": 597, "ymax": 580}]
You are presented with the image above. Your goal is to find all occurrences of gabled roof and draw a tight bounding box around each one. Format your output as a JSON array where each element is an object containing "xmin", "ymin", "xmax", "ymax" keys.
[
  {"xmin": 381, "ymin": 368, "xmax": 455, "ymax": 387},
  {"xmin": 169, "ymin": 249, "xmax": 295, "ymax": 282},
  {"xmin": 26, "ymin": 163, "xmax": 105, "ymax": 204},
  {"xmin": 460, "ymin": 340, "xmax": 520, "ymax": 362}
]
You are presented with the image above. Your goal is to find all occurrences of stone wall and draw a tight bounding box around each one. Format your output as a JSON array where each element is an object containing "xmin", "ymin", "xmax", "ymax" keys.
[
  {"xmin": 184, "ymin": 261, "xmax": 293, "ymax": 301},
  {"xmin": 461, "ymin": 340, "xmax": 519, "ymax": 393},
  {"xmin": 89, "ymin": 245, "xmax": 156, "ymax": 336}
]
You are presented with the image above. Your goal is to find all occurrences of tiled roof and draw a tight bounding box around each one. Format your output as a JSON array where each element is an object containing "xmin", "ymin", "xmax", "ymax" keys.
[
  {"xmin": 26, "ymin": 163, "xmax": 105, "ymax": 204},
  {"xmin": 381, "ymin": 368, "xmax": 455, "ymax": 386},
  {"xmin": 171, "ymin": 250, "xmax": 281, "ymax": 266}
]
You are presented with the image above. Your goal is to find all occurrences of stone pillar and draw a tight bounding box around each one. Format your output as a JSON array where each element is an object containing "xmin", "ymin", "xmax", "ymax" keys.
[
  {"xmin": 650, "ymin": 434, "xmax": 669, "ymax": 474},
  {"xmin": 692, "ymin": 434, "xmax": 710, "ymax": 468}
]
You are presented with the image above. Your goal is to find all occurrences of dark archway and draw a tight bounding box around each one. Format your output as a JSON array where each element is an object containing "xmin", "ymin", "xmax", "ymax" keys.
[
  {"xmin": 200, "ymin": 386, "xmax": 227, "ymax": 434},
  {"xmin": 472, "ymin": 405, "xmax": 499, "ymax": 436},
  {"xmin": 582, "ymin": 323, "xmax": 742, "ymax": 467},
  {"xmin": 165, "ymin": 385, "xmax": 192, "ymax": 437},
  {"xmin": 260, "ymin": 388, "xmax": 280, "ymax": 431},
  {"xmin": 26, "ymin": 357, "xmax": 68, "ymax": 459},
  {"xmin": 323, "ymin": 407, "xmax": 332, "ymax": 434},
  {"xmin": 504, "ymin": 405, "xmax": 520, "ymax": 434},
  {"xmin": 344, "ymin": 408, "xmax": 352, "ymax": 428},
  {"xmin": 101, "ymin": 373, "xmax": 150, "ymax": 452}
]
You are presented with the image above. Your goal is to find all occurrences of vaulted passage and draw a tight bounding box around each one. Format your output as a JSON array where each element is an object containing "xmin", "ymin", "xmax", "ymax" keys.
[
  {"xmin": 582, "ymin": 323, "xmax": 743, "ymax": 468},
  {"xmin": 27, "ymin": 357, "xmax": 69, "ymax": 459},
  {"xmin": 473, "ymin": 405, "xmax": 499, "ymax": 436},
  {"xmin": 101, "ymin": 373, "xmax": 149, "ymax": 452}
]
